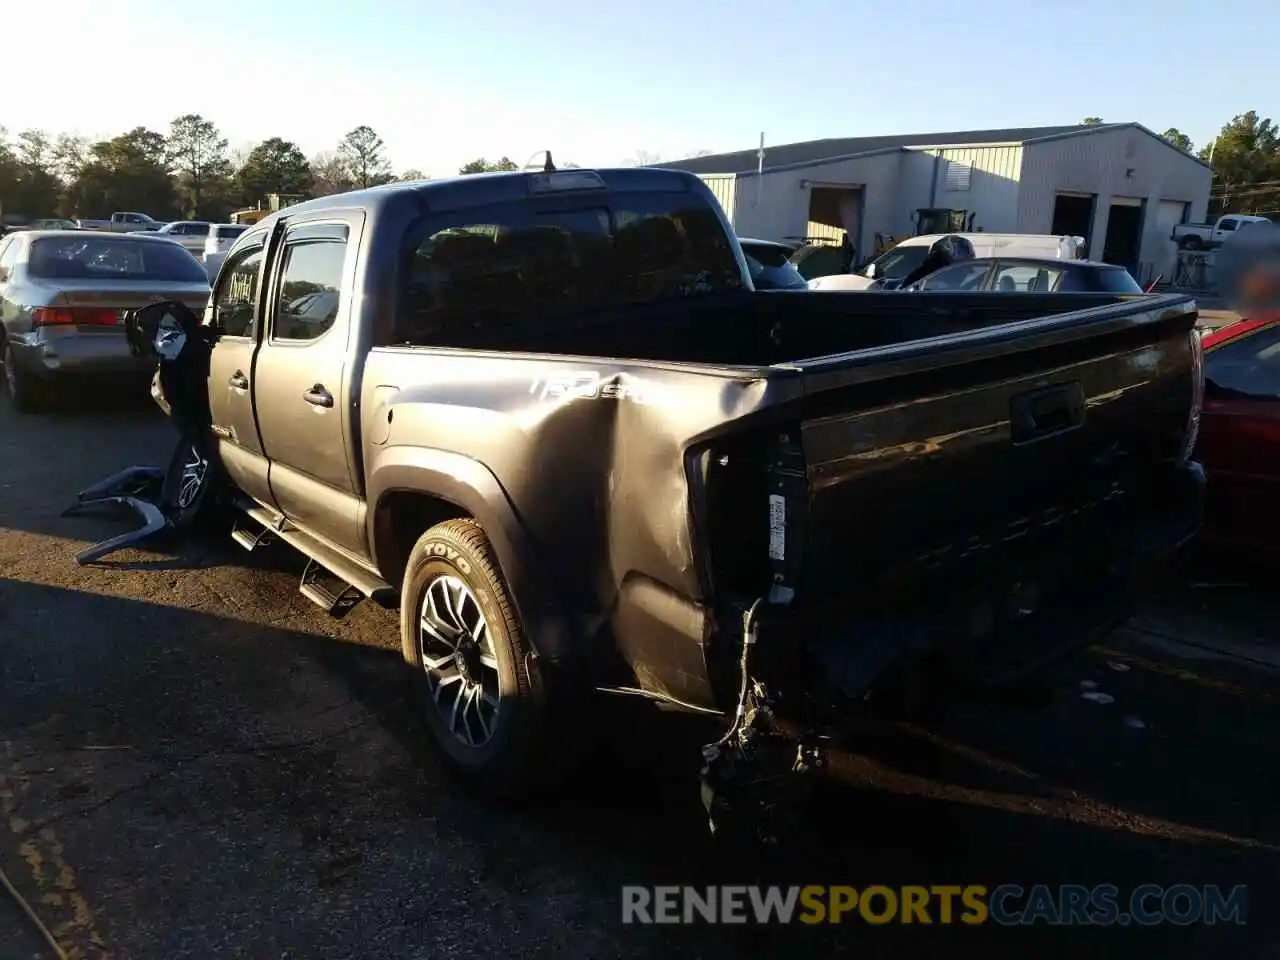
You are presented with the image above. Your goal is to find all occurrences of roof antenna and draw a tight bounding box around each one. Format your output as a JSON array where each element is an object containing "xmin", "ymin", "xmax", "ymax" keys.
[{"xmin": 522, "ymin": 150, "xmax": 556, "ymax": 172}]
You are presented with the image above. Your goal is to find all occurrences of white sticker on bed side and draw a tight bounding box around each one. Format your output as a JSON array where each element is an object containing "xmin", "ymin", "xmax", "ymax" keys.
[{"xmin": 768, "ymin": 494, "xmax": 786, "ymax": 560}]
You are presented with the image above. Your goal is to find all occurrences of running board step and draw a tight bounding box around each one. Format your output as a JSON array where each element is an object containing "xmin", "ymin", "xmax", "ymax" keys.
[
  {"xmin": 230, "ymin": 515, "xmax": 277, "ymax": 551},
  {"xmin": 299, "ymin": 557, "xmax": 363, "ymax": 618},
  {"xmin": 234, "ymin": 502, "xmax": 396, "ymax": 613}
]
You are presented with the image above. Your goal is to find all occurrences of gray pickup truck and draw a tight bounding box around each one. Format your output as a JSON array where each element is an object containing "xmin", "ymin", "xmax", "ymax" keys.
[{"xmin": 135, "ymin": 165, "xmax": 1204, "ymax": 806}]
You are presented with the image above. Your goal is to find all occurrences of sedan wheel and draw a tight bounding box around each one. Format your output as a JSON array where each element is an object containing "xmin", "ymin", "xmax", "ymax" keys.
[
  {"xmin": 1, "ymin": 341, "xmax": 46, "ymax": 412},
  {"xmin": 1, "ymin": 343, "xmax": 15, "ymax": 397}
]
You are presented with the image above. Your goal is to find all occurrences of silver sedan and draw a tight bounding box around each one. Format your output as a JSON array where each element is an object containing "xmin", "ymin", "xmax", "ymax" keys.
[{"xmin": 0, "ymin": 230, "xmax": 211, "ymax": 411}]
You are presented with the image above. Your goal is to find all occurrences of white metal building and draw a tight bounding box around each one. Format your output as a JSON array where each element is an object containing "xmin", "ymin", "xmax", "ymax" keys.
[{"xmin": 663, "ymin": 123, "xmax": 1211, "ymax": 285}]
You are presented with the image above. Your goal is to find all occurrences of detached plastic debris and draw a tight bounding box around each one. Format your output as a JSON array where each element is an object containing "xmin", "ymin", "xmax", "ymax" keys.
[
  {"xmin": 1080, "ymin": 691, "xmax": 1115, "ymax": 705},
  {"xmin": 1123, "ymin": 716, "xmax": 1147, "ymax": 730},
  {"xmin": 63, "ymin": 300, "xmax": 216, "ymax": 565},
  {"xmin": 1079, "ymin": 679, "xmax": 1099, "ymax": 691},
  {"xmin": 1106, "ymin": 661, "xmax": 1131, "ymax": 673}
]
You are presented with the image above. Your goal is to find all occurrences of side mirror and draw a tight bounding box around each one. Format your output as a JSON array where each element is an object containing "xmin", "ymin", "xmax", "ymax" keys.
[
  {"xmin": 863, "ymin": 262, "xmax": 879, "ymax": 279},
  {"xmin": 0, "ymin": 266, "xmax": 8, "ymax": 283}
]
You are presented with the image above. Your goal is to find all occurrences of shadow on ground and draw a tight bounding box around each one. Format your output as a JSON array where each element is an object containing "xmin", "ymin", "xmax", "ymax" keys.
[{"xmin": 2, "ymin": 577, "xmax": 1277, "ymax": 958}]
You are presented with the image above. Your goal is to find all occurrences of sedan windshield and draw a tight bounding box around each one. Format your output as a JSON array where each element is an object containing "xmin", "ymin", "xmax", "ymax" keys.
[{"xmin": 29, "ymin": 236, "xmax": 209, "ymax": 283}]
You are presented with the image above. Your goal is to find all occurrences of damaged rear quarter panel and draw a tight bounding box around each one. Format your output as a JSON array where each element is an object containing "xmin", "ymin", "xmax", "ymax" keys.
[{"xmin": 361, "ymin": 347, "xmax": 774, "ymax": 708}]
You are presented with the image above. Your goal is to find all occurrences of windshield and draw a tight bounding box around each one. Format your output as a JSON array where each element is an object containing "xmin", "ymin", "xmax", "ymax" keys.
[
  {"xmin": 867, "ymin": 244, "xmax": 930, "ymax": 280},
  {"xmin": 29, "ymin": 236, "xmax": 209, "ymax": 283}
]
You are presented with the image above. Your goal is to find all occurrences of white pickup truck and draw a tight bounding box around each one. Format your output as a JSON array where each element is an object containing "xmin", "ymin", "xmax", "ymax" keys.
[
  {"xmin": 73, "ymin": 211, "xmax": 163, "ymax": 233},
  {"xmin": 1172, "ymin": 214, "xmax": 1272, "ymax": 250}
]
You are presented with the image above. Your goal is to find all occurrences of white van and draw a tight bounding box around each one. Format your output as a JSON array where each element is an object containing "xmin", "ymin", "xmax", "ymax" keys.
[{"xmin": 809, "ymin": 233, "xmax": 1087, "ymax": 291}]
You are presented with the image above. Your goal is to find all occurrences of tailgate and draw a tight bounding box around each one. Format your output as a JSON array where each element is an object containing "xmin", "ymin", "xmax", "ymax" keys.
[{"xmin": 783, "ymin": 297, "xmax": 1199, "ymax": 604}]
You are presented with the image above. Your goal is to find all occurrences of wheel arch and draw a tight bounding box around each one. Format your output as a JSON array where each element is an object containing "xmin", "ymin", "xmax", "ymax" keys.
[{"xmin": 366, "ymin": 447, "xmax": 574, "ymax": 663}]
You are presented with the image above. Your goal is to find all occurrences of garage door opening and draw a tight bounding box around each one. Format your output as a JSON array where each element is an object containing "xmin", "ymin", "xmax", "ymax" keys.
[
  {"xmin": 1051, "ymin": 193, "xmax": 1094, "ymax": 245},
  {"xmin": 1151, "ymin": 199, "xmax": 1190, "ymax": 285},
  {"xmin": 1102, "ymin": 198, "xmax": 1145, "ymax": 274},
  {"xmin": 806, "ymin": 185, "xmax": 863, "ymax": 258}
]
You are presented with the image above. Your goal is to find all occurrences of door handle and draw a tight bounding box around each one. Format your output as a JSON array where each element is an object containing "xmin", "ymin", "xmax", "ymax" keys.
[
  {"xmin": 303, "ymin": 384, "xmax": 333, "ymax": 408},
  {"xmin": 228, "ymin": 370, "xmax": 248, "ymax": 390}
]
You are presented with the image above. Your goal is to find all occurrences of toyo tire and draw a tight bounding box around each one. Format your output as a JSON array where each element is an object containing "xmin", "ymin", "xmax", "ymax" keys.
[{"xmin": 399, "ymin": 518, "xmax": 549, "ymax": 796}]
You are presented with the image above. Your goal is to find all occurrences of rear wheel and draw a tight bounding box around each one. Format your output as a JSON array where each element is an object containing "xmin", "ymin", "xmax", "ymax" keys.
[
  {"xmin": 399, "ymin": 519, "xmax": 549, "ymax": 795},
  {"xmin": 1, "ymin": 339, "xmax": 47, "ymax": 413},
  {"xmin": 1180, "ymin": 235, "xmax": 1203, "ymax": 251}
]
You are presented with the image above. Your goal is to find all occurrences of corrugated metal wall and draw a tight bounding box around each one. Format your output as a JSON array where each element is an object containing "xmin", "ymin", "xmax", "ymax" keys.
[
  {"xmin": 698, "ymin": 175, "xmax": 737, "ymax": 226},
  {"xmin": 1017, "ymin": 127, "xmax": 1211, "ymax": 278},
  {"xmin": 730, "ymin": 151, "xmax": 903, "ymax": 256},
  {"xmin": 899, "ymin": 145, "xmax": 1023, "ymax": 233}
]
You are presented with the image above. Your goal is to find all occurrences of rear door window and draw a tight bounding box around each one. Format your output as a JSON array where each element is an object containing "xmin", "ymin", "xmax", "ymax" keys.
[
  {"xmin": 990, "ymin": 262, "xmax": 1065, "ymax": 292},
  {"xmin": 393, "ymin": 191, "xmax": 743, "ymax": 347},
  {"xmin": 271, "ymin": 236, "xmax": 348, "ymax": 342}
]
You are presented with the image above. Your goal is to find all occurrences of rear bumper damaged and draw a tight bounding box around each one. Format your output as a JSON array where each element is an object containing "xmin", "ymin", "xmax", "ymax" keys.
[
  {"xmin": 755, "ymin": 460, "xmax": 1206, "ymax": 718},
  {"xmin": 697, "ymin": 463, "xmax": 1203, "ymax": 839}
]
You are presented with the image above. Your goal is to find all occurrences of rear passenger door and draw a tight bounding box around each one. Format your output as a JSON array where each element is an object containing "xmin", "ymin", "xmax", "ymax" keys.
[{"xmin": 253, "ymin": 214, "xmax": 366, "ymax": 556}]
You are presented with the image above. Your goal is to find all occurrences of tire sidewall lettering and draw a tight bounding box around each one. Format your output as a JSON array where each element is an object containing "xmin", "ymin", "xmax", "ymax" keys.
[{"xmin": 423, "ymin": 541, "xmax": 472, "ymax": 577}]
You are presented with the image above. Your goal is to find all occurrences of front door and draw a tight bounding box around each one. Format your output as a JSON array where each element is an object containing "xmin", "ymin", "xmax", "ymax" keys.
[
  {"xmin": 252, "ymin": 216, "xmax": 365, "ymax": 556},
  {"xmin": 205, "ymin": 234, "xmax": 272, "ymax": 507}
]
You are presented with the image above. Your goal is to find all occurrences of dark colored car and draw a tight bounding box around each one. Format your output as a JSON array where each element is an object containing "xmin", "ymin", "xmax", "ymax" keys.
[
  {"xmin": 739, "ymin": 238, "xmax": 808, "ymax": 290},
  {"xmin": 906, "ymin": 257, "xmax": 1145, "ymax": 293},
  {"xmin": 789, "ymin": 242, "xmax": 851, "ymax": 282},
  {"xmin": 1194, "ymin": 318, "xmax": 1280, "ymax": 557}
]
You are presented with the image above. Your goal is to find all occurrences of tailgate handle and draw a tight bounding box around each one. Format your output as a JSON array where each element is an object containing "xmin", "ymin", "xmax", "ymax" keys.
[{"xmin": 1010, "ymin": 382, "xmax": 1084, "ymax": 442}]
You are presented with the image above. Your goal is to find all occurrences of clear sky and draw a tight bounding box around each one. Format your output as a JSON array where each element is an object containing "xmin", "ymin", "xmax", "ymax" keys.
[{"xmin": 8, "ymin": 0, "xmax": 1274, "ymax": 174}]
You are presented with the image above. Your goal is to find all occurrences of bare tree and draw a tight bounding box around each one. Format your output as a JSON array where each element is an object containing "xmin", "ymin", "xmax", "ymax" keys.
[{"xmin": 310, "ymin": 152, "xmax": 355, "ymax": 197}]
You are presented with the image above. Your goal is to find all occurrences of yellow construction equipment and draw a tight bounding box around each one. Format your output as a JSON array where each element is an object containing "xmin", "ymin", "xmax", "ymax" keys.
[{"xmin": 229, "ymin": 193, "xmax": 306, "ymax": 225}]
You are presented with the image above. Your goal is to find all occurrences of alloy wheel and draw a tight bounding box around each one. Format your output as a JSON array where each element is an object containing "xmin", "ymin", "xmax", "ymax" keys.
[
  {"xmin": 177, "ymin": 443, "xmax": 207, "ymax": 509},
  {"xmin": 418, "ymin": 574, "xmax": 501, "ymax": 747}
]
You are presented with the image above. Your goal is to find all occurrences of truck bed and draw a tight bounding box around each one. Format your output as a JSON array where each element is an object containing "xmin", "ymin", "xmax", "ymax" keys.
[
  {"xmin": 437, "ymin": 289, "xmax": 1147, "ymax": 366},
  {"xmin": 366, "ymin": 290, "xmax": 1201, "ymax": 710}
]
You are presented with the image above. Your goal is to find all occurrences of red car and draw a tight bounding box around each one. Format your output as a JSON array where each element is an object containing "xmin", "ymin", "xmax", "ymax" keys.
[{"xmin": 1194, "ymin": 317, "xmax": 1280, "ymax": 556}]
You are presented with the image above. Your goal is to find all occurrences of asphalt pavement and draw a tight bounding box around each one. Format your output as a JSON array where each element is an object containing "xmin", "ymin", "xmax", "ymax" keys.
[{"xmin": 1, "ymin": 391, "xmax": 1279, "ymax": 959}]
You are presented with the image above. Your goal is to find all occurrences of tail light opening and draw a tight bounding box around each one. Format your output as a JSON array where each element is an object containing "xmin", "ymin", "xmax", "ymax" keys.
[
  {"xmin": 1179, "ymin": 327, "xmax": 1205, "ymax": 464},
  {"xmin": 32, "ymin": 307, "xmax": 123, "ymax": 327}
]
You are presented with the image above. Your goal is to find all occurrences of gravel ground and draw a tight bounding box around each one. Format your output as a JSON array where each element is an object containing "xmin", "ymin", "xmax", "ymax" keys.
[{"xmin": 1, "ymin": 392, "xmax": 1279, "ymax": 959}]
